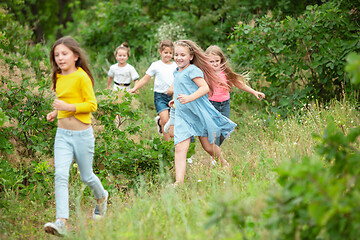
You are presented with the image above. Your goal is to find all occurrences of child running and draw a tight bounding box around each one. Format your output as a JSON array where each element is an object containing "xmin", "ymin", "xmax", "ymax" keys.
[
  {"xmin": 129, "ymin": 40, "xmax": 177, "ymax": 141},
  {"xmin": 205, "ymin": 45, "xmax": 265, "ymax": 146},
  {"xmin": 107, "ymin": 42, "xmax": 139, "ymax": 91},
  {"xmin": 44, "ymin": 36, "xmax": 108, "ymax": 237},
  {"xmin": 171, "ymin": 40, "xmax": 237, "ymax": 185}
]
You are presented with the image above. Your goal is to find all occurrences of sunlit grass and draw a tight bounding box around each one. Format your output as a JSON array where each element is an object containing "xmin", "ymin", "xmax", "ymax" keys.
[
  {"xmin": 61, "ymin": 99, "xmax": 359, "ymax": 239},
  {"xmin": 1, "ymin": 54, "xmax": 359, "ymax": 239}
]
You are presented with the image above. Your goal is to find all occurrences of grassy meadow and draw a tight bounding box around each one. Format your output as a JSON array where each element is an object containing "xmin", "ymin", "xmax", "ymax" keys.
[{"xmin": 1, "ymin": 70, "xmax": 359, "ymax": 240}]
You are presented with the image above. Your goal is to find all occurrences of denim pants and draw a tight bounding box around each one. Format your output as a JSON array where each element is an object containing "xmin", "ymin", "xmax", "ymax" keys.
[
  {"xmin": 154, "ymin": 92, "xmax": 172, "ymax": 114},
  {"xmin": 54, "ymin": 127, "xmax": 105, "ymax": 219},
  {"xmin": 209, "ymin": 99, "xmax": 231, "ymax": 146}
]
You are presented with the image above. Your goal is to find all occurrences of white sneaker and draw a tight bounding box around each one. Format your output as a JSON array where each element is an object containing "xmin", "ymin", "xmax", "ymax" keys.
[
  {"xmin": 163, "ymin": 120, "xmax": 170, "ymax": 133},
  {"xmin": 210, "ymin": 156, "xmax": 216, "ymax": 166},
  {"xmin": 154, "ymin": 116, "xmax": 162, "ymax": 134},
  {"xmin": 93, "ymin": 190, "xmax": 109, "ymax": 220},
  {"xmin": 44, "ymin": 219, "xmax": 67, "ymax": 237}
]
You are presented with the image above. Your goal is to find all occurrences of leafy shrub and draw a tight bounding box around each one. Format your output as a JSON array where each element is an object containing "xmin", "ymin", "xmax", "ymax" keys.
[
  {"xmin": 93, "ymin": 90, "xmax": 174, "ymax": 190},
  {"xmin": 265, "ymin": 120, "xmax": 360, "ymax": 239},
  {"xmin": 345, "ymin": 52, "xmax": 360, "ymax": 86},
  {"xmin": 230, "ymin": 1, "xmax": 360, "ymax": 116}
]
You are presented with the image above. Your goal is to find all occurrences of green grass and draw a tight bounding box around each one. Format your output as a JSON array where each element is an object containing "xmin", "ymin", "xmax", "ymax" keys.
[{"xmin": 1, "ymin": 95, "xmax": 358, "ymax": 239}]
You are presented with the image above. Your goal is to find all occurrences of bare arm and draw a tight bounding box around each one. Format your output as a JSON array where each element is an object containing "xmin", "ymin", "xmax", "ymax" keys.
[
  {"xmin": 167, "ymin": 84, "xmax": 173, "ymax": 96},
  {"xmin": 129, "ymin": 74, "xmax": 151, "ymax": 93},
  {"xmin": 234, "ymin": 80, "xmax": 265, "ymax": 99},
  {"xmin": 177, "ymin": 77, "xmax": 209, "ymax": 104},
  {"xmin": 107, "ymin": 76, "xmax": 113, "ymax": 89}
]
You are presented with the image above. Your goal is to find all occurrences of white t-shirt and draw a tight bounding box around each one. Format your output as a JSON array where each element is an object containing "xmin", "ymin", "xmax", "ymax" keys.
[
  {"xmin": 145, "ymin": 60, "xmax": 177, "ymax": 93},
  {"xmin": 108, "ymin": 63, "xmax": 139, "ymax": 85}
]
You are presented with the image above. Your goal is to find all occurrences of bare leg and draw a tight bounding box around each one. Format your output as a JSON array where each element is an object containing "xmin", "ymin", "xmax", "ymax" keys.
[
  {"xmin": 159, "ymin": 110, "xmax": 170, "ymax": 141},
  {"xmin": 198, "ymin": 136, "xmax": 229, "ymax": 167},
  {"xmin": 169, "ymin": 125, "xmax": 174, "ymax": 138},
  {"xmin": 174, "ymin": 138, "xmax": 191, "ymax": 183}
]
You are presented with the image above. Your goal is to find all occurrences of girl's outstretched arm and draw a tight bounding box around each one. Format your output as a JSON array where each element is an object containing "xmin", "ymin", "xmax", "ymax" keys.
[
  {"xmin": 234, "ymin": 80, "xmax": 265, "ymax": 99},
  {"xmin": 129, "ymin": 74, "xmax": 151, "ymax": 93},
  {"xmin": 177, "ymin": 77, "xmax": 209, "ymax": 104}
]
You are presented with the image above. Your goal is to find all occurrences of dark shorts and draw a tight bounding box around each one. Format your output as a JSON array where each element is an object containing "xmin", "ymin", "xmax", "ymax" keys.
[{"xmin": 154, "ymin": 92, "xmax": 172, "ymax": 114}]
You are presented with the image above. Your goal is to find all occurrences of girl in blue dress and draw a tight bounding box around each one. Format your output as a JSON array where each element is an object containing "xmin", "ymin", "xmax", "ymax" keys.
[{"xmin": 170, "ymin": 40, "xmax": 237, "ymax": 185}]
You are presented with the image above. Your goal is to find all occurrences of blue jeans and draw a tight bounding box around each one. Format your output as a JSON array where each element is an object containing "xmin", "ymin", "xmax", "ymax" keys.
[
  {"xmin": 209, "ymin": 99, "xmax": 231, "ymax": 146},
  {"xmin": 54, "ymin": 127, "xmax": 105, "ymax": 219},
  {"xmin": 154, "ymin": 92, "xmax": 172, "ymax": 114}
]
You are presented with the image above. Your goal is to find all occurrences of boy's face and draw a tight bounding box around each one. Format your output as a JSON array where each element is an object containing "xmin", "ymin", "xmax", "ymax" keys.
[{"xmin": 160, "ymin": 47, "xmax": 173, "ymax": 63}]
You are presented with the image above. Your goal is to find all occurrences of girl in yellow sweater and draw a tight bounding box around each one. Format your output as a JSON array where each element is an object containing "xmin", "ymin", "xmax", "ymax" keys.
[{"xmin": 44, "ymin": 36, "xmax": 108, "ymax": 236}]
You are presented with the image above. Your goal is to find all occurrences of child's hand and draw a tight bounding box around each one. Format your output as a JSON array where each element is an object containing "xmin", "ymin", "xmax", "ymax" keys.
[
  {"xmin": 53, "ymin": 99, "xmax": 75, "ymax": 111},
  {"xmin": 255, "ymin": 91, "xmax": 265, "ymax": 100},
  {"xmin": 177, "ymin": 94, "xmax": 191, "ymax": 104},
  {"xmin": 128, "ymin": 88, "xmax": 137, "ymax": 94},
  {"xmin": 46, "ymin": 111, "xmax": 57, "ymax": 122},
  {"xmin": 169, "ymin": 99, "xmax": 174, "ymax": 107}
]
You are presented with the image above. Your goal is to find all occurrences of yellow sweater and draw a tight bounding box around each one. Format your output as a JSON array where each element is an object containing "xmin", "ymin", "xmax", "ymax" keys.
[{"xmin": 56, "ymin": 67, "xmax": 97, "ymax": 124}]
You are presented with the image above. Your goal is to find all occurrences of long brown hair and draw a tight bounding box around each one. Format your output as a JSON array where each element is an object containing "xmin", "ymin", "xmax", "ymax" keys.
[
  {"xmin": 174, "ymin": 40, "xmax": 219, "ymax": 96},
  {"xmin": 50, "ymin": 36, "xmax": 94, "ymax": 91},
  {"xmin": 205, "ymin": 45, "xmax": 247, "ymax": 90}
]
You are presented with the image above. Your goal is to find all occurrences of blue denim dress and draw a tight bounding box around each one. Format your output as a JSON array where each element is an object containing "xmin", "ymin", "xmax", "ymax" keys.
[{"xmin": 173, "ymin": 65, "xmax": 237, "ymax": 145}]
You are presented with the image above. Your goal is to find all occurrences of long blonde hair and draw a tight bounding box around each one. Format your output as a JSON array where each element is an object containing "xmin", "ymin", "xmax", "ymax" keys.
[
  {"xmin": 205, "ymin": 45, "xmax": 247, "ymax": 90},
  {"xmin": 174, "ymin": 40, "xmax": 219, "ymax": 96},
  {"xmin": 50, "ymin": 36, "xmax": 94, "ymax": 91}
]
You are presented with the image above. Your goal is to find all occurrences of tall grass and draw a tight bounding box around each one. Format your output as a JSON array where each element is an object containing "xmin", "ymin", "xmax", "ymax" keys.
[
  {"xmin": 1, "ymin": 46, "xmax": 359, "ymax": 238},
  {"xmin": 58, "ymin": 99, "xmax": 358, "ymax": 239}
]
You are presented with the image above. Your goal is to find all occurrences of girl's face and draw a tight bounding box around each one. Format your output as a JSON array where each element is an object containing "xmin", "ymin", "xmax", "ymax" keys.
[
  {"xmin": 160, "ymin": 47, "xmax": 173, "ymax": 64},
  {"xmin": 174, "ymin": 46, "xmax": 193, "ymax": 71},
  {"xmin": 209, "ymin": 54, "xmax": 221, "ymax": 72},
  {"xmin": 115, "ymin": 49, "xmax": 129, "ymax": 66},
  {"xmin": 54, "ymin": 44, "xmax": 78, "ymax": 75}
]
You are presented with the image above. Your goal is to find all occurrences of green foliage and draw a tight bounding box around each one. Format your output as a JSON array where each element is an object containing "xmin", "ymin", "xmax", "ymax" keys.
[
  {"xmin": 0, "ymin": 6, "xmax": 34, "ymax": 53},
  {"xmin": 0, "ymin": 108, "xmax": 9, "ymax": 127},
  {"xmin": 231, "ymin": 1, "xmax": 360, "ymax": 116},
  {"xmin": 0, "ymin": 9, "xmax": 53, "ymax": 156},
  {"xmin": 265, "ymin": 120, "xmax": 360, "ymax": 239},
  {"xmin": 93, "ymin": 90, "xmax": 175, "ymax": 190},
  {"xmin": 0, "ymin": 75, "xmax": 55, "ymax": 156},
  {"xmin": 2, "ymin": 0, "xmax": 97, "ymax": 42},
  {"xmin": 76, "ymin": 1, "xmax": 154, "ymax": 60},
  {"xmin": 345, "ymin": 52, "xmax": 360, "ymax": 86}
]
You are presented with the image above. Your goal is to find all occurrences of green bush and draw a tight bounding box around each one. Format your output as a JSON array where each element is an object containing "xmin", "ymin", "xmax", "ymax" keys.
[
  {"xmin": 265, "ymin": 120, "xmax": 360, "ymax": 239},
  {"xmin": 345, "ymin": 52, "xmax": 360, "ymax": 86},
  {"xmin": 93, "ymin": 90, "xmax": 175, "ymax": 190},
  {"xmin": 230, "ymin": 1, "xmax": 360, "ymax": 116}
]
